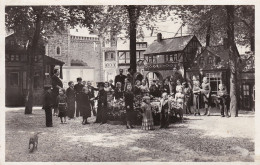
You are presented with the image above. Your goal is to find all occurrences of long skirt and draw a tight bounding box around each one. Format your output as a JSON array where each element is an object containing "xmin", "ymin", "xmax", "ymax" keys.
[
  {"xmin": 45, "ymin": 107, "xmax": 53, "ymax": 127},
  {"xmin": 142, "ymin": 110, "xmax": 154, "ymax": 130},
  {"xmin": 81, "ymin": 104, "xmax": 92, "ymax": 120},
  {"xmin": 96, "ymin": 104, "xmax": 107, "ymax": 123}
]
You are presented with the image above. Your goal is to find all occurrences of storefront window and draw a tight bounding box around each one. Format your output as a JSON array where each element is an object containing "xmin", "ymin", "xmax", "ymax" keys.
[{"xmin": 10, "ymin": 72, "xmax": 19, "ymax": 86}]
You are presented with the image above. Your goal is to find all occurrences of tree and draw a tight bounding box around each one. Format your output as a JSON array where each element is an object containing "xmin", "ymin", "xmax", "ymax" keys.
[{"xmin": 5, "ymin": 6, "xmax": 96, "ymax": 114}]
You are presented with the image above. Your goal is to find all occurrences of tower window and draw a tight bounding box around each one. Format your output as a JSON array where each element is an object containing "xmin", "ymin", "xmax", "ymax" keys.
[{"xmin": 56, "ymin": 46, "xmax": 61, "ymax": 55}]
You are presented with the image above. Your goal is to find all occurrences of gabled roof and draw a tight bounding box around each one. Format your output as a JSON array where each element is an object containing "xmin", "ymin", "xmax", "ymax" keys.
[{"xmin": 144, "ymin": 35, "xmax": 194, "ymax": 55}]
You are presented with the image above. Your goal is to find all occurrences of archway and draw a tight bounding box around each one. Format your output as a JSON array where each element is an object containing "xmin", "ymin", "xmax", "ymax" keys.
[{"xmin": 144, "ymin": 71, "xmax": 163, "ymax": 87}]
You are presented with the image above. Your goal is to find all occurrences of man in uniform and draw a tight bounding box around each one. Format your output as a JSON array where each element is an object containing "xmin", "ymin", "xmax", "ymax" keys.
[
  {"xmin": 115, "ymin": 69, "xmax": 127, "ymax": 91},
  {"xmin": 93, "ymin": 82, "xmax": 108, "ymax": 124},
  {"xmin": 74, "ymin": 77, "xmax": 84, "ymax": 117}
]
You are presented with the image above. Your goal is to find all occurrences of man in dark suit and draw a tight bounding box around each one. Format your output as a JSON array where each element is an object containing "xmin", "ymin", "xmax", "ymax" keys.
[
  {"xmin": 74, "ymin": 77, "xmax": 84, "ymax": 117},
  {"xmin": 51, "ymin": 69, "xmax": 63, "ymax": 116},
  {"xmin": 42, "ymin": 85, "xmax": 53, "ymax": 127},
  {"xmin": 114, "ymin": 69, "xmax": 127, "ymax": 91}
]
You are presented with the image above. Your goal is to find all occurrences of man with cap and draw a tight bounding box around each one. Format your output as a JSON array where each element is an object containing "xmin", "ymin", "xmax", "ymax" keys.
[
  {"xmin": 115, "ymin": 69, "xmax": 127, "ymax": 91},
  {"xmin": 93, "ymin": 82, "xmax": 108, "ymax": 124},
  {"xmin": 42, "ymin": 85, "xmax": 53, "ymax": 127},
  {"xmin": 74, "ymin": 77, "xmax": 84, "ymax": 117}
]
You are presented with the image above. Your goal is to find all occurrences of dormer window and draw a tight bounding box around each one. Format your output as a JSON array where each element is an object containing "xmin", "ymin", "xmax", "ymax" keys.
[{"xmin": 208, "ymin": 56, "xmax": 213, "ymax": 64}]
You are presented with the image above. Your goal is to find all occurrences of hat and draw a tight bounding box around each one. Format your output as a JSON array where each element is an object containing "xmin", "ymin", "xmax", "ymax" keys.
[
  {"xmin": 77, "ymin": 77, "xmax": 82, "ymax": 81},
  {"xmin": 97, "ymin": 82, "xmax": 105, "ymax": 87}
]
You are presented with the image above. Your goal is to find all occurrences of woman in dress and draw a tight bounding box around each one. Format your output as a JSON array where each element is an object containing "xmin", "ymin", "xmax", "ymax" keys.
[
  {"xmin": 160, "ymin": 92, "xmax": 170, "ymax": 128},
  {"xmin": 66, "ymin": 81, "xmax": 76, "ymax": 119},
  {"xmin": 80, "ymin": 86, "xmax": 92, "ymax": 124},
  {"xmin": 201, "ymin": 77, "xmax": 211, "ymax": 116},
  {"xmin": 124, "ymin": 84, "xmax": 135, "ymax": 129},
  {"xmin": 141, "ymin": 96, "xmax": 154, "ymax": 130},
  {"xmin": 134, "ymin": 80, "xmax": 142, "ymax": 96},
  {"xmin": 174, "ymin": 86, "xmax": 184, "ymax": 121},
  {"xmin": 52, "ymin": 69, "xmax": 63, "ymax": 116}
]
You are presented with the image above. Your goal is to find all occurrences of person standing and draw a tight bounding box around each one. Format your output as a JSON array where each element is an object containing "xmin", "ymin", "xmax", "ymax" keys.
[
  {"xmin": 160, "ymin": 93, "xmax": 170, "ymax": 129},
  {"xmin": 93, "ymin": 83, "xmax": 108, "ymax": 124},
  {"xmin": 114, "ymin": 69, "xmax": 127, "ymax": 91},
  {"xmin": 74, "ymin": 77, "xmax": 84, "ymax": 117},
  {"xmin": 193, "ymin": 79, "xmax": 201, "ymax": 116},
  {"xmin": 141, "ymin": 96, "xmax": 154, "ymax": 130},
  {"xmin": 140, "ymin": 79, "xmax": 149, "ymax": 96},
  {"xmin": 87, "ymin": 81, "xmax": 97, "ymax": 116},
  {"xmin": 169, "ymin": 66, "xmax": 183, "ymax": 95},
  {"xmin": 201, "ymin": 77, "xmax": 211, "ymax": 116},
  {"xmin": 114, "ymin": 82, "xmax": 124, "ymax": 100},
  {"xmin": 149, "ymin": 80, "xmax": 161, "ymax": 97},
  {"xmin": 217, "ymin": 84, "xmax": 229, "ymax": 117},
  {"xmin": 51, "ymin": 69, "xmax": 63, "ymax": 116},
  {"xmin": 183, "ymin": 82, "xmax": 192, "ymax": 114},
  {"xmin": 42, "ymin": 85, "xmax": 53, "ymax": 127},
  {"xmin": 124, "ymin": 84, "xmax": 135, "ymax": 129},
  {"xmin": 66, "ymin": 81, "xmax": 76, "ymax": 119},
  {"xmin": 57, "ymin": 88, "xmax": 68, "ymax": 124},
  {"xmin": 81, "ymin": 87, "xmax": 92, "ymax": 124}
]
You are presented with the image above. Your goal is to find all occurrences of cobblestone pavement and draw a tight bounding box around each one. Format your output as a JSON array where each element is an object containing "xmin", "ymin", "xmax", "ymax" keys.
[{"xmin": 5, "ymin": 107, "xmax": 254, "ymax": 162}]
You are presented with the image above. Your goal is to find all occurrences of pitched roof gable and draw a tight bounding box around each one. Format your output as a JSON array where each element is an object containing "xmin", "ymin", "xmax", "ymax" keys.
[{"xmin": 144, "ymin": 35, "xmax": 194, "ymax": 55}]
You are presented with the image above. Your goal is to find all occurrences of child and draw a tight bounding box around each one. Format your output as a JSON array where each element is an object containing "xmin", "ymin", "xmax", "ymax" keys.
[
  {"xmin": 217, "ymin": 84, "xmax": 229, "ymax": 117},
  {"xmin": 57, "ymin": 88, "xmax": 68, "ymax": 124},
  {"xmin": 134, "ymin": 80, "xmax": 142, "ymax": 96},
  {"xmin": 81, "ymin": 87, "xmax": 92, "ymax": 124},
  {"xmin": 175, "ymin": 86, "xmax": 184, "ymax": 122},
  {"xmin": 193, "ymin": 80, "xmax": 201, "ymax": 116},
  {"xmin": 176, "ymin": 79, "xmax": 182, "ymax": 94},
  {"xmin": 160, "ymin": 92, "xmax": 170, "ymax": 128},
  {"xmin": 124, "ymin": 84, "xmax": 134, "ymax": 129},
  {"xmin": 140, "ymin": 79, "xmax": 149, "ymax": 96},
  {"xmin": 183, "ymin": 82, "xmax": 192, "ymax": 114},
  {"xmin": 141, "ymin": 96, "xmax": 154, "ymax": 130},
  {"xmin": 42, "ymin": 85, "xmax": 53, "ymax": 127},
  {"xmin": 66, "ymin": 81, "xmax": 76, "ymax": 119},
  {"xmin": 201, "ymin": 77, "xmax": 211, "ymax": 116}
]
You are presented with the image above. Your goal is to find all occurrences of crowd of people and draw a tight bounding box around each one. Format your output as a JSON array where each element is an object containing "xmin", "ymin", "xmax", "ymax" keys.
[{"xmin": 42, "ymin": 67, "xmax": 230, "ymax": 130}]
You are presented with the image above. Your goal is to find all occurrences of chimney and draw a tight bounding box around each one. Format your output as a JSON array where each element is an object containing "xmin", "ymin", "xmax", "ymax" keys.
[
  {"xmin": 223, "ymin": 38, "xmax": 228, "ymax": 49},
  {"xmin": 157, "ymin": 33, "xmax": 162, "ymax": 42}
]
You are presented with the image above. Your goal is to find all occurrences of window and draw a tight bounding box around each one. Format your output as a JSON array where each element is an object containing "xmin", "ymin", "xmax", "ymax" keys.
[
  {"xmin": 56, "ymin": 46, "xmax": 61, "ymax": 55},
  {"xmin": 142, "ymin": 43, "xmax": 147, "ymax": 48},
  {"xmin": 10, "ymin": 55, "xmax": 20, "ymax": 61},
  {"xmin": 208, "ymin": 56, "xmax": 213, "ymax": 64},
  {"xmin": 118, "ymin": 51, "xmax": 130, "ymax": 64},
  {"xmin": 173, "ymin": 54, "xmax": 178, "ymax": 62},
  {"xmin": 136, "ymin": 51, "xmax": 145, "ymax": 61},
  {"xmin": 10, "ymin": 72, "xmax": 19, "ymax": 86},
  {"xmin": 34, "ymin": 55, "xmax": 38, "ymax": 62},
  {"xmin": 111, "ymin": 37, "xmax": 116, "ymax": 46},
  {"xmin": 206, "ymin": 72, "xmax": 222, "ymax": 94},
  {"xmin": 200, "ymin": 57, "xmax": 204, "ymax": 65},
  {"xmin": 105, "ymin": 51, "xmax": 115, "ymax": 61}
]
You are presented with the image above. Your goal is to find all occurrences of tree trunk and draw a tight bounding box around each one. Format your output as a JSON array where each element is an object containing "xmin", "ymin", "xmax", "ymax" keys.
[
  {"xmin": 226, "ymin": 5, "xmax": 238, "ymax": 117},
  {"xmin": 206, "ymin": 20, "xmax": 211, "ymax": 46},
  {"xmin": 127, "ymin": 6, "xmax": 138, "ymax": 73},
  {"xmin": 25, "ymin": 8, "xmax": 42, "ymax": 114}
]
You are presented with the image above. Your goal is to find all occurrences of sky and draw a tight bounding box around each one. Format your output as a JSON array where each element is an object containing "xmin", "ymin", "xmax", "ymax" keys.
[{"xmin": 70, "ymin": 19, "xmax": 249, "ymax": 54}]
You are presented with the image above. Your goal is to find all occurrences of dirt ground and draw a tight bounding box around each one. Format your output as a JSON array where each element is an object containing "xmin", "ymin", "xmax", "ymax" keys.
[{"xmin": 5, "ymin": 107, "xmax": 254, "ymax": 162}]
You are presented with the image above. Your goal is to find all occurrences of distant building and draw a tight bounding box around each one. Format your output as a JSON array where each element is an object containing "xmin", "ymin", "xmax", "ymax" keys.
[
  {"xmin": 5, "ymin": 33, "xmax": 64, "ymax": 106},
  {"xmin": 45, "ymin": 29, "xmax": 102, "ymax": 87},
  {"xmin": 143, "ymin": 33, "xmax": 201, "ymax": 83}
]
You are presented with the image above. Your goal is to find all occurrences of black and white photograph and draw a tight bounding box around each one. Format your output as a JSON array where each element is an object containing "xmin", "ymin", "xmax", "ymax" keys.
[{"xmin": 2, "ymin": 1, "xmax": 258, "ymax": 163}]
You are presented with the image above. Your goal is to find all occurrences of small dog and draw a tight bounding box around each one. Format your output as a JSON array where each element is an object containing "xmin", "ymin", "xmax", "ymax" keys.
[{"xmin": 28, "ymin": 132, "xmax": 41, "ymax": 153}]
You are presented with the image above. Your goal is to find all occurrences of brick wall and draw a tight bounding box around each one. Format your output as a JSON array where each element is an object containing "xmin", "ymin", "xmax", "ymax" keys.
[{"xmin": 47, "ymin": 31, "xmax": 103, "ymax": 83}]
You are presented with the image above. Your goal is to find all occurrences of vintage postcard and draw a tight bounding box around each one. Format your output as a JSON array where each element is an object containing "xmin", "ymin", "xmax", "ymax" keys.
[{"xmin": 0, "ymin": 0, "xmax": 259, "ymax": 164}]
